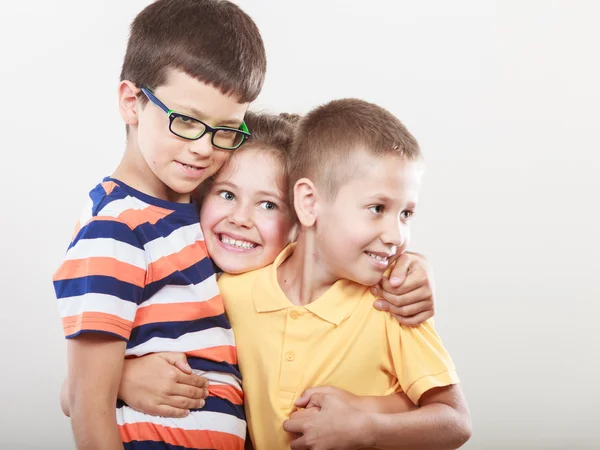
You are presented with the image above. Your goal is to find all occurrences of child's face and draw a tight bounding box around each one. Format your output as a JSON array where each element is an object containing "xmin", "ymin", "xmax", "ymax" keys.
[
  {"xmin": 133, "ymin": 69, "xmax": 248, "ymax": 201},
  {"xmin": 200, "ymin": 146, "xmax": 295, "ymax": 274},
  {"xmin": 314, "ymin": 151, "xmax": 424, "ymax": 286}
]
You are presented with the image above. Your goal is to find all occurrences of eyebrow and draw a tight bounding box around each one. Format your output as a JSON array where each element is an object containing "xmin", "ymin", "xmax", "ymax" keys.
[
  {"xmin": 213, "ymin": 181, "xmax": 284, "ymax": 200},
  {"xmin": 366, "ymin": 194, "xmax": 417, "ymax": 209},
  {"xmin": 173, "ymin": 104, "xmax": 243, "ymax": 128}
]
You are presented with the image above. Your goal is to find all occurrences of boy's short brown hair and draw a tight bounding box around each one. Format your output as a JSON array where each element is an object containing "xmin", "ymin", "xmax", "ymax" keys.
[
  {"xmin": 288, "ymin": 98, "xmax": 421, "ymax": 201},
  {"xmin": 121, "ymin": 0, "xmax": 266, "ymax": 104}
]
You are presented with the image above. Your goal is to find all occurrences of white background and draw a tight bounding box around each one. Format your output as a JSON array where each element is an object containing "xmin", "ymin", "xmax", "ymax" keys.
[{"xmin": 1, "ymin": 1, "xmax": 599, "ymax": 448}]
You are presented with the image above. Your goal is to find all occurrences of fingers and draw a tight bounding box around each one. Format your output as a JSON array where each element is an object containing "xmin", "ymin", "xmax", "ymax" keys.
[
  {"xmin": 176, "ymin": 371, "xmax": 208, "ymax": 389},
  {"xmin": 392, "ymin": 309, "xmax": 434, "ymax": 327},
  {"xmin": 288, "ymin": 408, "xmax": 319, "ymax": 421},
  {"xmin": 162, "ymin": 395, "xmax": 206, "ymax": 411},
  {"xmin": 283, "ymin": 417, "xmax": 304, "ymax": 434},
  {"xmin": 385, "ymin": 287, "xmax": 433, "ymax": 312},
  {"xmin": 289, "ymin": 435, "xmax": 309, "ymax": 450},
  {"xmin": 158, "ymin": 352, "xmax": 193, "ymax": 374},
  {"xmin": 381, "ymin": 268, "xmax": 428, "ymax": 296},
  {"xmin": 295, "ymin": 386, "xmax": 335, "ymax": 407},
  {"xmin": 151, "ymin": 405, "xmax": 193, "ymax": 419},
  {"xmin": 171, "ymin": 383, "xmax": 209, "ymax": 401},
  {"xmin": 387, "ymin": 253, "xmax": 412, "ymax": 286}
]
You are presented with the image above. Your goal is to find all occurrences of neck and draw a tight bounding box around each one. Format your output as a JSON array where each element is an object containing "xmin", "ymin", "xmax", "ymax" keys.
[
  {"xmin": 112, "ymin": 132, "xmax": 190, "ymax": 203},
  {"xmin": 278, "ymin": 229, "xmax": 337, "ymax": 306}
]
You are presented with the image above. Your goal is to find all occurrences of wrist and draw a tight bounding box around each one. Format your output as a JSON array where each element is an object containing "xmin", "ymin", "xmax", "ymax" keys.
[{"xmin": 357, "ymin": 409, "xmax": 378, "ymax": 448}]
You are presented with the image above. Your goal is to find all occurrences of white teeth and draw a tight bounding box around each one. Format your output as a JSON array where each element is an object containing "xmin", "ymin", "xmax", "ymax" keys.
[
  {"xmin": 367, "ymin": 252, "xmax": 388, "ymax": 262},
  {"xmin": 220, "ymin": 235, "xmax": 256, "ymax": 249},
  {"xmin": 182, "ymin": 163, "xmax": 200, "ymax": 170}
]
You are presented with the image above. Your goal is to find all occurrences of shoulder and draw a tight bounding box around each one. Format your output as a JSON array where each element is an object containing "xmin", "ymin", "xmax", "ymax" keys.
[{"xmin": 218, "ymin": 265, "xmax": 265, "ymax": 293}]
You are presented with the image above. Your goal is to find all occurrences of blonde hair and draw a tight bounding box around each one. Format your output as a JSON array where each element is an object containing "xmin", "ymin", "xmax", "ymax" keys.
[{"xmin": 288, "ymin": 98, "xmax": 421, "ymax": 202}]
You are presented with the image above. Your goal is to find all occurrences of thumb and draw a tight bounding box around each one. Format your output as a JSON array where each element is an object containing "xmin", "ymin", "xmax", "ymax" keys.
[
  {"xmin": 159, "ymin": 352, "xmax": 192, "ymax": 374},
  {"xmin": 388, "ymin": 255, "xmax": 411, "ymax": 287}
]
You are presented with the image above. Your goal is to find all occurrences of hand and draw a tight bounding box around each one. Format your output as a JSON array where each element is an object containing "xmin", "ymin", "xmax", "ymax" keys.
[
  {"xmin": 295, "ymin": 386, "xmax": 360, "ymax": 411},
  {"xmin": 119, "ymin": 352, "xmax": 209, "ymax": 418},
  {"xmin": 296, "ymin": 386, "xmax": 416, "ymax": 414},
  {"xmin": 371, "ymin": 251, "xmax": 435, "ymax": 326},
  {"xmin": 284, "ymin": 393, "xmax": 373, "ymax": 450}
]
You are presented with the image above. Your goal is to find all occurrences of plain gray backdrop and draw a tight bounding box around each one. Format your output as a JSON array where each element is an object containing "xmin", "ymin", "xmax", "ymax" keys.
[{"xmin": 0, "ymin": 0, "xmax": 598, "ymax": 448}]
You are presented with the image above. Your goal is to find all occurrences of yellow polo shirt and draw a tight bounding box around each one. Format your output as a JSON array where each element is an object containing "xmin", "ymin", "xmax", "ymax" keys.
[{"xmin": 219, "ymin": 245, "xmax": 459, "ymax": 450}]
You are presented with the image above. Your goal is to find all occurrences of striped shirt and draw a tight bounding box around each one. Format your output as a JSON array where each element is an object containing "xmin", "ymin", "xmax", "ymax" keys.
[{"xmin": 53, "ymin": 178, "xmax": 245, "ymax": 450}]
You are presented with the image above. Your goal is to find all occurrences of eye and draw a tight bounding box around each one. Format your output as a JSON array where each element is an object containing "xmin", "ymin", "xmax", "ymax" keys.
[
  {"xmin": 368, "ymin": 205, "xmax": 385, "ymax": 215},
  {"xmin": 218, "ymin": 190, "xmax": 235, "ymax": 201},
  {"xmin": 259, "ymin": 201, "xmax": 277, "ymax": 211},
  {"xmin": 401, "ymin": 210, "xmax": 414, "ymax": 220}
]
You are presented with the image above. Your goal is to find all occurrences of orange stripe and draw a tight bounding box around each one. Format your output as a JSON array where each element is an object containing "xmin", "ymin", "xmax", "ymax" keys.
[
  {"xmin": 133, "ymin": 295, "xmax": 224, "ymax": 327},
  {"xmin": 101, "ymin": 180, "xmax": 119, "ymax": 196},
  {"xmin": 62, "ymin": 312, "xmax": 132, "ymax": 340},
  {"xmin": 186, "ymin": 345, "xmax": 238, "ymax": 365},
  {"xmin": 148, "ymin": 241, "xmax": 207, "ymax": 284},
  {"xmin": 71, "ymin": 220, "xmax": 82, "ymax": 241},
  {"xmin": 118, "ymin": 205, "xmax": 174, "ymax": 228},
  {"xmin": 119, "ymin": 422, "xmax": 244, "ymax": 449},
  {"xmin": 208, "ymin": 384, "xmax": 244, "ymax": 405},
  {"xmin": 53, "ymin": 257, "xmax": 146, "ymax": 287}
]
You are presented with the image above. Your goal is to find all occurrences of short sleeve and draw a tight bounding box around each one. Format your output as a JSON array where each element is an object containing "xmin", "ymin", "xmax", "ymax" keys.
[
  {"xmin": 388, "ymin": 319, "xmax": 460, "ymax": 404},
  {"xmin": 53, "ymin": 217, "xmax": 148, "ymax": 341}
]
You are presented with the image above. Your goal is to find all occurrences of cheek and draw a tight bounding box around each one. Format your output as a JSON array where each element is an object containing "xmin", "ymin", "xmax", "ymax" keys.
[
  {"xmin": 200, "ymin": 198, "xmax": 222, "ymax": 230},
  {"xmin": 257, "ymin": 216, "xmax": 292, "ymax": 249},
  {"xmin": 212, "ymin": 153, "xmax": 231, "ymax": 174}
]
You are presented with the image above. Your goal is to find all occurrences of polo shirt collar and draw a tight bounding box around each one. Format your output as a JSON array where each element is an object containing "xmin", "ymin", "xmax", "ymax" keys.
[{"xmin": 252, "ymin": 244, "xmax": 367, "ymax": 326}]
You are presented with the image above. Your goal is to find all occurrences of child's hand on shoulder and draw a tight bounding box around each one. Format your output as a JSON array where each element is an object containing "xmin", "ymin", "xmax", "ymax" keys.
[{"xmin": 371, "ymin": 251, "xmax": 435, "ymax": 326}]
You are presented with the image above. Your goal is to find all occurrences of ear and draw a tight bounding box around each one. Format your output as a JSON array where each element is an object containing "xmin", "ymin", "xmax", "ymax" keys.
[
  {"xmin": 293, "ymin": 178, "xmax": 318, "ymax": 227},
  {"xmin": 118, "ymin": 80, "xmax": 140, "ymax": 126}
]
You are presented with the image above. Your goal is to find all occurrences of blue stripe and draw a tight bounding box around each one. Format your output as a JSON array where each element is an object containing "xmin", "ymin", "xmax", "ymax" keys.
[
  {"xmin": 190, "ymin": 396, "xmax": 245, "ymax": 420},
  {"xmin": 124, "ymin": 442, "xmax": 195, "ymax": 450},
  {"xmin": 90, "ymin": 182, "xmax": 129, "ymax": 213},
  {"xmin": 118, "ymin": 396, "xmax": 244, "ymax": 421},
  {"xmin": 189, "ymin": 359, "xmax": 241, "ymax": 380},
  {"xmin": 128, "ymin": 314, "xmax": 231, "ymax": 345},
  {"xmin": 66, "ymin": 329, "xmax": 128, "ymax": 341},
  {"xmin": 69, "ymin": 219, "xmax": 143, "ymax": 250},
  {"xmin": 142, "ymin": 258, "xmax": 216, "ymax": 301},
  {"xmin": 54, "ymin": 275, "xmax": 143, "ymax": 303},
  {"xmin": 133, "ymin": 214, "xmax": 201, "ymax": 241}
]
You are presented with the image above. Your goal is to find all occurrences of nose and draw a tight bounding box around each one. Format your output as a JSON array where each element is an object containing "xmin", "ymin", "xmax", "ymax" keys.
[
  {"xmin": 228, "ymin": 200, "xmax": 253, "ymax": 229},
  {"xmin": 381, "ymin": 216, "xmax": 406, "ymax": 249},
  {"xmin": 187, "ymin": 133, "xmax": 214, "ymax": 158}
]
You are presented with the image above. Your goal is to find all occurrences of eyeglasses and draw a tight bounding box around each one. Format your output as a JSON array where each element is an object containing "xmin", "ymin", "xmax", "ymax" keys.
[{"xmin": 140, "ymin": 86, "xmax": 250, "ymax": 150}]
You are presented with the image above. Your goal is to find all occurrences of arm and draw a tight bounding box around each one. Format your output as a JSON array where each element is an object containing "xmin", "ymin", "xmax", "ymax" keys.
[
  {"xmin": 366, "ymin": 385, "xmax": 471, "ymax": 449},
  {"xmin": 295, "ymin": 386, "xmax": 417, "ymax": 414},
  {"xmin": 60, "ymin": 352, "xmax": 209, "ymax": 418},
  {"xmin": 372, "ymin": 252, "xmax": 436, "ymax": 326},
  {"xmin": 284, "ymin": 385, "xmax": 470, "ymax": 450},
  {"xmin": 67, "ymin": 333, "xmax": 126, "ymax": 450}
]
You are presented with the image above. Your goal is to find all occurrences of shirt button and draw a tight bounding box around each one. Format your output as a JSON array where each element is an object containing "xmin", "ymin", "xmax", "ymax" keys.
[
  {"xmin": 285, "ymin": 352, "xmax": 295, "ymax": 361},
  {"xmin": 290, "ymin": 310, "xmax": 301, "ymax": 319}
]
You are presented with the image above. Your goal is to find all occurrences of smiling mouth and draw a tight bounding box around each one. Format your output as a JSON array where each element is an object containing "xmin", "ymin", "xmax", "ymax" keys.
[
  {"xmin": 177, "ymin": 161, "xmax": 205, "ymax": 171},
  {"xmin": 366, "ymin": 252, "xmax": 390, "ymax": 263},
  {"xmin": 219, "ymin": 234, "xmax": 259, "ymax": 250}
]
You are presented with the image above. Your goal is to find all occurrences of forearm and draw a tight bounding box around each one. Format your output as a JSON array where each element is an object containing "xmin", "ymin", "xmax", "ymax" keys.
[
  {"xmin": 354, "ymin": 393, "xmax": 417, "ymax": 414},
  {"xmin": 70, "ymin": 397, "xmax": 123, "ymax": 450},
  {"xmin": 365, "ymin": 403, "xmax": 471, "ymax": 450}
]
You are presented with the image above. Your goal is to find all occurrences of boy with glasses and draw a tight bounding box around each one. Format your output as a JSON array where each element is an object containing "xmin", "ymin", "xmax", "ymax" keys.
[{"xmin": 53, "ymin": 1, "xmax": 265, "ymax": 448}]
